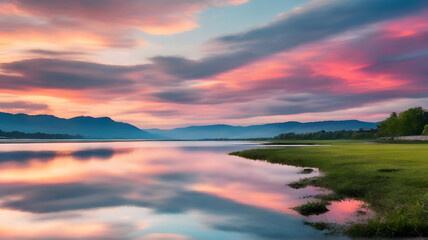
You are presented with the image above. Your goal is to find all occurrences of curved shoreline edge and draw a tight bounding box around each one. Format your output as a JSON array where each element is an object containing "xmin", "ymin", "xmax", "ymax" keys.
[{"xmin": 230, "ymin": 142, "xmax": 428, "ymax": 238}]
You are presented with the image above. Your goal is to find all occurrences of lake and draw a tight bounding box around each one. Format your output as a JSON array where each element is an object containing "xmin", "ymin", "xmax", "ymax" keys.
[{"xmin": 0, "ymin": 141, "xmax": 364, "ymax": 239}]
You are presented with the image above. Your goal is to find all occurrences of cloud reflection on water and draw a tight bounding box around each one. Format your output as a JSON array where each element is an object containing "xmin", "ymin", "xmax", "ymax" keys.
[
  {"xmin": 0, "ymin": 148, "xmax": 130, "ymax": 164},
  {"xmin": 0, "ymin": 142, "xmax": 355, "ymax": 239}
]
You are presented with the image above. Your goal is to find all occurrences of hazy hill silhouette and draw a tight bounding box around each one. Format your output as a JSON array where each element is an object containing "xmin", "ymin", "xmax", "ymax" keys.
[
  {"xmin": 0, "ymin": 112, "xmax": 377, "ymax": 139},
  {"xmin": 0, "ymin": 112, "xmax": 157, "ymax": 139},
  {"xmin": 146, "ymin": 120, "xmax": 378, "ymax": 139}
]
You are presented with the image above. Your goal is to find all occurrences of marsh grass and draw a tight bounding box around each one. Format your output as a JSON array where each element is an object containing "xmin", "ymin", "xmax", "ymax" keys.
[
  {"xmin": 288, "ymin": 178, "xmax": 312, "ymax": 189},
  {"xmin": 314, "ymin": 193, "xmax": 344, "ymax": 201},
  {"xmin": 299, "ymin": 168, "xmax": 314, "ymax": 174},
  {"xmin": 269, "ymin": 139, "xmax": 372, "ymax": 145},
  {"xmin": 292, "ymin": 201, "xmax": 330, "ymax": 216},
  {"xmin": 230, "ymin": 143, "xmax": 428, "ymax": 237}
]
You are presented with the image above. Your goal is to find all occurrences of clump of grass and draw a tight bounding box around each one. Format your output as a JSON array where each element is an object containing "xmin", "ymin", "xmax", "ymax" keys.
[
  {"xmin": 287, "ymin": 178, "xmax": 312, "ymax": 189},
  {"xmin": 299, "ymin": 168, "xmax": 314, "ymax": 174},
  {"xmin": 292, "ymin": 201, "xmax": 330, "ymax": 216},
  {"xmin": 315, "ymin": 193, "xmax": 344, "ymax": 201}
]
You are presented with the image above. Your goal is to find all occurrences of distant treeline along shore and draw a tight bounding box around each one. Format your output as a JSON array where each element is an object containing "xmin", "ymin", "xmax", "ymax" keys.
[
  {"xmin": 275, "ymin": 107, "xmax": 427, "ymax": 140},
  {"xmin": 0, "ymin": 130, "xmax": 82, "ymax": 139}
]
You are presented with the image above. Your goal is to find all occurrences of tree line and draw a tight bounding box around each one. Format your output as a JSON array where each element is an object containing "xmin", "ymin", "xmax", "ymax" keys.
[
  {"xmin": 274, "ymin": 129, "xmax": 377, "ymax": 140},
  {"xmin": 377, "ymin": 107, "xmax": 428, "ymax": 137},
  {"xmin": 274, "ymin": 106, "xmax": 427, "ymax": 140},
  {"xmin": 0, "ymin": 129, "xmax": 83, "ymax": 139}
]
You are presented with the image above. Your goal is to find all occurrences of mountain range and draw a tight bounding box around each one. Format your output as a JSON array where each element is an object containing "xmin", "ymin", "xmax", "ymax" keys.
[
  {"xmin": 0, "ymin": 112, "xmax": 155, "ymax": 139},
  {"xmin": 146, "ymin": 121, "xmax": 378, "ymax": 139},
  {"xmin": 0, "ymin": 112, "xmax": 378, "ymax": 139}
]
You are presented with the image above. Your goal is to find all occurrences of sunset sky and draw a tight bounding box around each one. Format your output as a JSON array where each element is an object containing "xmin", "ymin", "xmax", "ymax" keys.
[{"xmin": 0, "ymin": 0, "xmax": 427, "ymax": 128}]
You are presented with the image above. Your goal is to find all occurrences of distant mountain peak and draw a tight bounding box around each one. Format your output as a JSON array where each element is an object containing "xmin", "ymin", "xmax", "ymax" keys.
[
  {"xmin": 0, "ymin": 111, "xmax": 378, "ymax": 140},
  {"xmin": 145, "ymin": 120, "xmax": 378, "ymax": 139},
  {"xmin": 71, "ymin": 116, "xmax": 114, "ymax": 122},
  {"xmin": 0, "ymin": 111, "xmax": 156, "ymax": 139}
]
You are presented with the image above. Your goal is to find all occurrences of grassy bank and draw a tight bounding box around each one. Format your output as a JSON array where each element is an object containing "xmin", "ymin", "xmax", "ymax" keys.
[
  {"xmin": 230, "ymin": 143, "xmax": 428, "ymax": 238},
  {"xmin": 268, "ymin": 139, "xmax": 375, "ymax": 145}
]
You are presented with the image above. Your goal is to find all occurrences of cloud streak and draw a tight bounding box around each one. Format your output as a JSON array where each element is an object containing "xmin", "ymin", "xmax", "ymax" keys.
[
  {"xmin": 12, "ymin": 0, "xmax": 246, "ymax": 35},
  {"xmin": 154, "ymin": 0, "xmax": 428, "ymax": 79},
  {"xmin": 0, "ymin": 0, "xmax": 248, "ymax": 50},
  {"xmin": 0, "ymin": 0, "xmax": 427, "ymax": 126},
  {"xmin": 0, "ymin": 58, "xmax": 142, "ymax": 90},
  {"xmin": 0, "ymin": 101, "xmax": 49, "ymax": 111}
]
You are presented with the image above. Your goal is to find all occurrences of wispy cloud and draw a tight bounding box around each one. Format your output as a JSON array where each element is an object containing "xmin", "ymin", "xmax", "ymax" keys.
[{"xmin": 0, "ymin": 0, "xmax": 427, "ymax": 127}]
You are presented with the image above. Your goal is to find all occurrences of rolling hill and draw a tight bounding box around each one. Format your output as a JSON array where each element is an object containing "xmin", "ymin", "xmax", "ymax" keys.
[
  {"xmin": 145, "ymin": 120, "xmax": 378, "ymax": 139},
  {"xmin": 0, "ymin": 112, "xmax": 378, "ymax": 139},
  {"xmin": 0, "ymin": 112, "xmax": 156, "ymax": 139}
]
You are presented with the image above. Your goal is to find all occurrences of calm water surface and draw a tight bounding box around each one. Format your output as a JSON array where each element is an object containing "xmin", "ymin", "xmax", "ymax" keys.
[{"xmin": 0, "ymin": 141, "xmax": 364, "ymax": 239}]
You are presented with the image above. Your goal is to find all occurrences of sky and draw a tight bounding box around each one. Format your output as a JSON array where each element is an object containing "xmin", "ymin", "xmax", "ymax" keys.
[{"xmin": 0, "ymin": 0, "xmax": 427, "ymax": 129}]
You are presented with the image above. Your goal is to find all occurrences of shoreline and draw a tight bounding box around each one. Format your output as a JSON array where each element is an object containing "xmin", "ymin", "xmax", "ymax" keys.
[
  {"xmin": 230, "ymin": 141, "xmax": 428, "ymax": 238},
  {"xmin": 0, "ymin": 139, "xmax": 201, "ymax": 144}
]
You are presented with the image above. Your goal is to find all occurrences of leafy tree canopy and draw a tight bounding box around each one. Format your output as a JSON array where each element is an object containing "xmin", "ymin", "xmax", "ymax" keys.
[
  {"xmin": 422, "ymin": 125, "xmax": 428, "ymax": 136},
  {"xmin": 377, "ymin": 107, "xmax": 428, "ymax": 137}
]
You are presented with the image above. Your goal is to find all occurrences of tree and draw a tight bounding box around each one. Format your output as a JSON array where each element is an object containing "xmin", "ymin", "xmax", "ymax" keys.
[
  {"xmin": 377, "ymin": 112, "xmax": 399, "ymax": 137},
  {"xmin": 397, "ymin": 107, "xmax": 428, "ymax": 136},
  {"xmin": 378, "ymin": 107, "xmax": 428, "ymax": 137},
  {"xmin": 422, "ymin": 125, "xmax": 428, "ymax": 136}
]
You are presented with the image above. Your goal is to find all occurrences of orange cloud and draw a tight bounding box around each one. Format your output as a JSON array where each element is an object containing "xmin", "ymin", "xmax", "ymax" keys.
[{"xmin": 6, "ymin": 0, "xmax": 248, "ymax": 36}]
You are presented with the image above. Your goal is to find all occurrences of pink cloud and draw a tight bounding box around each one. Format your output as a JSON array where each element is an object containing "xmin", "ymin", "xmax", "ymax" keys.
[
  {"xmin": 0, "ymin": 0, "xmax": 247, "ymax": 50},
  {"xmin": 9, "ymin": 0, "xmax": 247, "ymax": 35},
  {"xmin": 140, "ymin": 11, "xmax": 428, "ymax": 124}
]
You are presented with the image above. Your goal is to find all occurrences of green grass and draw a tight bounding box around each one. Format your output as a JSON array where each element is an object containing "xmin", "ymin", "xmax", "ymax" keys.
[
  {"xmin": 377, "ymin": 139, "xmax": 428, "ymax": 144},
  {"xmin": 288, "ymin": 178, "xmax": 314, "ymax": 189},
  {"xmin": 230, "ymin": 142, "xmax": 428, "ymax": 238},
  {"xmin": 299, "ymin": 168, "xmax": 314, "ymax": 174},
  {"xmin": 269, "ymin": 139, "xmax": 373, "ymax": 145},
  {"xmin": 293, "ymin": 201, "xmax": 330, "ymax": 216},
  {"xmin": 314, "ymin": 193, "xmax": 344, "ymax": 201}
]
